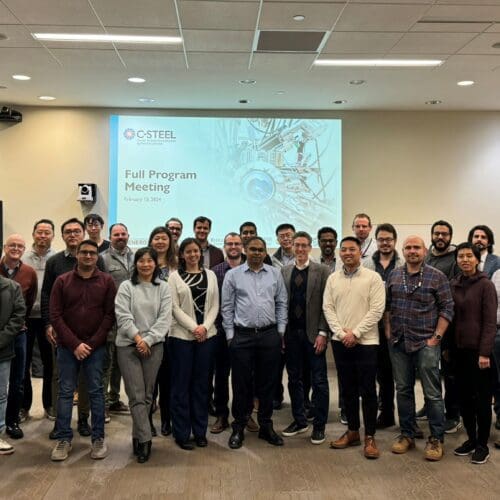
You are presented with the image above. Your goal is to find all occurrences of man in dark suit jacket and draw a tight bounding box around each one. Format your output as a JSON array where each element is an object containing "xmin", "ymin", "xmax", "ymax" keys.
[
  {"xmin": 281, "ymin": 231, "xmax": 330, "ymax": 445},
  {"xmin": 193, "ymin": 216, "xmax": 224, "ymax": 269}
]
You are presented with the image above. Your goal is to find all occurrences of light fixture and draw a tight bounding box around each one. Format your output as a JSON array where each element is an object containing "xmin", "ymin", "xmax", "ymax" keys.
[
  {"xmin": 0, "ymin": 85, "xmax": 7, "ymax": 89},
  {"xmin": 293, "ymin": 15, "xmax": 305, "ymax": 21},
  {"xmin": 32, "ymin": 33, "xmax": 182, "ymax": 44},
  {"xmin": 425, "ymin": 100, "xmax": 442, "ymax": 105},
  {"xmin": 12, "ymin": 74, "xmax": 31, "ymax": 80},
  {"xmin": 239, "ymin": 79, "xmax": 256, "ymax": 85},
  {"xmin": 38, "ymin": 95, "xmax": 56, "ymax": 101},
  {"xmin": 349, "ymin": 79, "xmax": 365, "ymax": 85},
  {"xmin": 492, "ymin": 42, "xmax": 500, "ymax": 49},
  {"xmin": 333, "ymin": 100, "xmax": 347, "ymax": 104},
  {"xmin": 276, "ymin": 90, "xmax": 285, "ymax": 95},
  {"xmin": 0, "ymin": 33, "xmax": 8, "ymax": 41},
  {"xmin": 239, "ymin": 99, "xmax": 249, "ymax": 104},
  {"xmin": 138, "ymin": 97, "xmax": 155, "ymax": 103},
  {"xmin": 128, "ymin": 77, "xmax": 145, "ymax": 83},
  {"xmin": 457, "ymin": 80, "xmax": 474, "ymax": 87},
  {"xmin": 315, "ymin": 59, "xmax": 443, "ymax": 67}
]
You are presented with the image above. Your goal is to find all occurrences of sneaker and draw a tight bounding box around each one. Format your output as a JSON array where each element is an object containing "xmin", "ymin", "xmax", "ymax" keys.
[
  {"xmin": 90, "ymin": 438, "xmax": 108, "ymax": 460},
  {"xmin": 108, "ymin": 401, "xmax": 130, "ymax": 414},
  {"xmin": 18, "ymin": 409, "xmax": 30, "ymax": 423},
  {"xmin": 424, "ymin": 437, "xmax": 443, "ymax": 461},
  {"xmin": 391, "ymin": 435, "xmax": 415, "ymax": 454},
  {"xmin": 6, "ymin": 424, "xmax": 24, "ymax": 440},
  {"xmin": 311, "ymin": 428, "xmax": 326, "ymax": 445},
  {"xmin": 282, "ymin": 422, "xmax": 309, "ymax": 437},
  {"xmin": 415, "ymin": 406, "xmax": 427, "ymax": 421},
  {"xmin": 104, "ymin": 408, "xmax": 111, "ymax": 424},
  {"xmin": 77, "ymin": 418, "xmax": 91, "ymax": 437},
  {"xmin": 454, "ymin": 439, "xmax": 476, "ymax": 456},
  {"xmin": 339, "ymin": 410, "xmax": 347, "ymax": 425},
  {"xmin": 471, "ymin": 445, "xmax": 489, "ymax": 464},
  {"xmin": 0, "ymin": 437, "xmax": 14, "ymax": 455},
  {"xmin": 444, "ymin": 418, "xmax": 462, "ymax": 434},
  {"xmin": 51, "ymin": 440, "xmax": 72, "ymax": 461}
]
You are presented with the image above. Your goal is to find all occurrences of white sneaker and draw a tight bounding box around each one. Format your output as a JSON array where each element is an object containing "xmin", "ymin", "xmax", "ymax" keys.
[
  {"xmin": 0, "ymin": 437, "xmax": 14, "ymax": 455},
  {"xmin": 90, "ymin": 438, "xmax": 108, "ymax": 459},
  {"xmin": 51, "ymin": 440, "xmax": 72, "ymax": 461}
]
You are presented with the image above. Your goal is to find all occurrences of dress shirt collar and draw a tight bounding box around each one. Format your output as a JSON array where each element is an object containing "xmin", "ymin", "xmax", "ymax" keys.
[{"xmin": 294, "ymin": 259, "xmax": 310, "ymax": 271}]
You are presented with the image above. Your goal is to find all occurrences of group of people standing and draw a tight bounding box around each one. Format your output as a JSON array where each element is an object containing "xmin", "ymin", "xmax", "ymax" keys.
[{"xmin": 0, "ymin": 212, "xmax": 499, "ymax": 467}]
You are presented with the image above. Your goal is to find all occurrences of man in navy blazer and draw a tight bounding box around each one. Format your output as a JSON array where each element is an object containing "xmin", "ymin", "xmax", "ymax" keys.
[{"xmin": 280, "ymin": 231, "xmax": 331, "ymax": 445}]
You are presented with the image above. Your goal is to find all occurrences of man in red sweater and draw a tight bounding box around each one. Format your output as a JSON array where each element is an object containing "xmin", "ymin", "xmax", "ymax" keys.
[
  {"xmin": 0, "ymin": 234, "xmax": 37, "ymax": 440},
  {"xmin": 49, "ymin": 240, "xmax": 116, "ymax": 462}
]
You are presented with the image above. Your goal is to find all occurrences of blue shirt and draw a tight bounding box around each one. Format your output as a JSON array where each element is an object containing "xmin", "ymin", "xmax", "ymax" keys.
[{"xmin": 221, "ymin": 263, "xmax": 288, "ymax": 340}]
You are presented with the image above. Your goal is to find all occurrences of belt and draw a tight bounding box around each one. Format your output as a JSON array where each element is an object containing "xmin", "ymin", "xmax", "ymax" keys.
[{"xmin": 235, "ymin": 324, "xmax": 276, "ymax": 334}]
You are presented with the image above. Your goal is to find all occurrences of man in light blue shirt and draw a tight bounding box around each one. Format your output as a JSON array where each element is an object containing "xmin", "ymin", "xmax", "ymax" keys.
[{"xmin": 222, "ymin": 236, "xmax": 287, "ymax": 449}]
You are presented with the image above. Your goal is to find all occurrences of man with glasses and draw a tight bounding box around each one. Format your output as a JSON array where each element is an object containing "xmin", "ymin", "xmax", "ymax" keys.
[
  {"xmin": 222, "ymin": 236, "xmax": 288, "ymax": 449},
  {"xmin": 42, "ymin": 218, "xmax": 105, "ymax": 439},
  {"xmin": 83, "ymin": 214, "xmax": 110, "ymax": 253},
  {"xmin": 166, "ymin": 217, "xmax": 183, "ymax": 249},
  {"xmin": 0, "ymin": 235, "xmax": 37, "ymax": 440},
  {"xmin": 49, "ymin": 240, "xmax": 116, "ymax": 461},
  {"xmin": 318, "ymin": 227, "xmax": 337, "ymax": 273},
  {"xmin": 272, "ymin": 224, "xmax": 296, "ymax": 269}
]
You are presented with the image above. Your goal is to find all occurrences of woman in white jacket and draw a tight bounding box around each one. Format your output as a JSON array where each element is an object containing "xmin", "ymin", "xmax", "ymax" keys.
[
  {"xmin": 168, "ymin": 237, "xmax": 219, "ymax": 450},
  {"xmin": 115, "ymin": 247, "xmax": 172, "ymax": 463}
]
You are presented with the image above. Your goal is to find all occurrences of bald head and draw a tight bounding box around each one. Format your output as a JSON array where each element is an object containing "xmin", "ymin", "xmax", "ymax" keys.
[
  {"xmin": 402, "ymin": 235, "xmax": 427, "ymax": 268},
  {"xmin": 3, "ymin": 234, "xmax": 26, "ymax": 264}
]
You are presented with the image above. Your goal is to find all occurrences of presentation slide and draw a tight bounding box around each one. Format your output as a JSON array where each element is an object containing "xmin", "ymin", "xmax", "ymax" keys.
[{"xmin": 109, "ymin": 116, "xmax": 342, "ymax": 248}]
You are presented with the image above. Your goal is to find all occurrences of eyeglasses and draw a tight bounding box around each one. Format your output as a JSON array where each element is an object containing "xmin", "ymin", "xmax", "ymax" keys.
[
  {"xmin": 6, "ymin": 243, "xmax": 25, "ymax": 250},
  {"xmin": 168, "ymin": 226, "xmax": 181, "ymax": 232},
  {"xmin": 277, "ymin": 233, "xmax": 294, "ymax": 240},
  {"xmin": 376, "ymin": 238, "xmax": 394, "ymax": 244},
  {"xmin": 86, "ymin": 222, "xmax": 102, "ymax": 228},
  {"xmin": 63, "ymin": 229, "xmax": 83, "ymax": 235},
  {"xmin": 78, "ymin": 250, "xmax": 98, "ymax": 256}
]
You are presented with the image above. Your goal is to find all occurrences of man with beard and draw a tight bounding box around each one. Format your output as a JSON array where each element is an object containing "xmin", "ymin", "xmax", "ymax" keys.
[
  {"xmin": 318, "ymin": 227, "xmax": 337, "ymax": 273},
  {"xmin": 364, "ymin": 224, "xmax": 403, "ymax": 429},
  {"xmin": 467, "ymin": 225, "xmax": 500, "ymax": 279},
  {"xmin": 100, "ymin": 223, "xmax": 134, "ymax": 417},
  {"xmin": 425, "ymin": 221, "xmax": 459, "ymax": 280},
  {"xmin": 166, "ymin": 217, "xmax": 183, "ymax": 251}
]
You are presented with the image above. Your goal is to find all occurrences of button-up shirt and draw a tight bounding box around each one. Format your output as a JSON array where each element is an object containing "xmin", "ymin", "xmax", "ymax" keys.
[
  {"xmin": 221, "ymin": 263, "xmax": 288, "ymax": 340},
  {"xmin": 386, "ymin": 264, "xmax": 454, "ymax": 352}
]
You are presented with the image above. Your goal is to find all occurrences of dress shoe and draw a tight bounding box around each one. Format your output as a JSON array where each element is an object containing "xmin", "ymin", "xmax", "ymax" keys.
[
  {"xmin": 376, "ymin": 413, "xmax": 395, "ymax": 429},
  {"xmin": 246, "ymin": 416, "xmax": 259, "ymax": 432},
  {"xmin": 132, "ymin": 437, "xmax": 139, "ymax": 456},
  {"xmin": 137, "ymin": 441, "xmax": 152, "ymax": 463},
  {"xmin": 77, "ymin": 418, "xmax": 91, "ymax": 437},
  {"xmin": 210, "ymin": 416, "xmax": 229, "ymax": 434},
  {"xmin": 208, "ymin": 399, "xmax": 217, "ymax": 417},
  {"xmin": 228, "ymin": 430, "xmax": 244, "ymax": 449},
  {"xmin": 258, "ymin": 426, "xmax": 284, "ymax": 446},
  {"xmin": 273, "ymin": 400, "xmax": 283, "ymax": 411},
  {"xmin": 161, "ymin": 421, "xmax": 172, "ymax": 436},
  {"xmin": 195, "ymin": 436, "xmax": 208, "ymax": 447},
  {"xmin": 364, "ymin": 436, "xmax": 380, "ymax": 459},
  {"xmin": 330, "ymin": 430, "xmax": 361, "ymax": 449},
  {"xmin": 6, "ymin": 423, "xmax": 24, "ymax": 440},
  {"xmin": 150, "ymin": 422, "xmax": 157, "ymax": 437},
  {"xmin": 175, "ymin": 439, "xmax": 194, "ymax": 451},
  {"xmin": 109, "ymin": 400, "xmax": 130, "ymax": 414}
]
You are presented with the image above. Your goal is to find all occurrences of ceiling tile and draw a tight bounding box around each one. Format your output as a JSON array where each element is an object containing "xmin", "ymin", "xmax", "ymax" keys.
[
  {"xmin": 183, "ymin": 30, "xmax": 253, "ymax": 52},
  {"xmin": 443, "ymin": 54, "xmax": 500, "ymax": 71},
  {"xmin": 49, "ymin": 48, "xmax": 125, "ymax": 69},
  {"xmin": 251, "ymin": 52, "xmax": 317, "ymax": 72},
  {"xmin": 323, "ymin": 32, "xmax": 402, "ymax": 54},
  {"xmin": 0, "ymin": 24, "xmax": 40, "ymax": 47},
  {"xmin": 118, "ymin": 50, "xmax": 187, "ymax": 72},
  {"xmin": 422, "ymin": 5, "xmax": 500, "ymax": 23},
  {"xmin": 179, "ymin": 1, "xmax": 259, "ymax": 30},
  {"xmin": 436, "ymin": 0, "xmax": 500, "ymax": 5},
  {"xmin": 485, "ymin": 23, "xmax": 500, "ymax": 33},
  {"xmin": 188, "ymin": 52, "xmax": 249, "ymax": 71},
  {"xmin": 0, "ymin": 3, "xmax": 20, "ymax": 23},
  {"xmin": 411, "ymin": 22, "xmax": 491, "ymax": 33},
  {"xmin": 390, "ymin": 32, "xmax": 477, "ymax": 54},
  {"xmin": 458, "ymin": 33, "xmax": 500, "ymax": 55},
  {"xmin": 259, "ymin": 2, "xmax": 345, "ymax": 30}
]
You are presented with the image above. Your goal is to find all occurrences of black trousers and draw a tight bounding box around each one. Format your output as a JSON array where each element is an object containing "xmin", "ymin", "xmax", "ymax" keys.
[
  {"xmin": 333, "ymin": 342, "xmax": 378, "ymax": 436},
  {"xmin": 23, "ymin": 318, "xmax": 53, "ymax": 412},
  {"xmin": 377, "ymin": 329, "xmax": 394, "ymax": 416},
  {"xmin": 455, "ymin": 348, "xmax": 493, "ymax": 447},
  {"xmin": 212, "ymin": 328, "xmax": 231, "ymax": 419},
  {"xmin": 230, "ymin": 327, "xmax": 281, "ymax": 431}
]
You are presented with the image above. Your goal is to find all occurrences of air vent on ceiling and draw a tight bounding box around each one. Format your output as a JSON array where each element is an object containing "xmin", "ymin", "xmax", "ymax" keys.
[{"xmin": 256, "ymin": 31, "xmax": 326, "ymax": 53}]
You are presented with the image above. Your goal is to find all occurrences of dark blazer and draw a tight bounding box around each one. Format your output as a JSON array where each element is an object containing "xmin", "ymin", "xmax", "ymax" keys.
[
  {"xmin": 484, "ymin": 253, "xmax": 500, "ymax": 279},
  {"xmin": 208, "ymin": 244, "xmax": 224, "ymax": 269},
  {"xmin": 281, "ymin": 261, "xmax": 330, "ymax": 344}
]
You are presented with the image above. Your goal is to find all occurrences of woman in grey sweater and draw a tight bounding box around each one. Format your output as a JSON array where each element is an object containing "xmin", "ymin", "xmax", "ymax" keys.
[{"xmin": 115, "ymin": 247, "xmax": 172, "ymax": 463}]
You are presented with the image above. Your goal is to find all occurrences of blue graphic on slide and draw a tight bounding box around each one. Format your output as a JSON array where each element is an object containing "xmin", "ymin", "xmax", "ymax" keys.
[{"xmin": 109, "ymin": 116, "xmax": 341, "ymax": 247}]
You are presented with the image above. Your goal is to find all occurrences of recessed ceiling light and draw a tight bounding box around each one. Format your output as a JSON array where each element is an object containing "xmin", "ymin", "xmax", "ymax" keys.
[
  {"xmin": 0, "ymin": 33, "xmax": 8, "ymax": 41},
  {"xmin": 492, "ymin": 42, "xmax": 500, "ymax": 49},
  {"xmin": 276, "ymin": 90, "xmax": 285, "ymax": 95},
  {"xmin": 293, "ymin": 15, "xmax": 305, "ymax": 21},
  {"xmin": 315, "ymin": 59, "xmax": 443, "ymax": 67},
  {"xmin": 0, "ymin": 85, "xmax": 7, "ymax": 89},
  {"xmin": 333, "ymin": 100, "xmax": 347, "ymax": 105},
  {"xmin": 32, "ymin": 33, "xmax": 182, "ymax": 44},
  {"xmin": 457, "ymin": 80, "xmax": 474, "ymax": 87},
  {"xmin": 38, "ymin": 95, "xmax": 56, "ymax": 101},
  {"xmin": 12, "ymin": 74, "xmax": 31, "ymax": 80},
  {"xmin": 425, "ymin": 100, "xmax": 442, "ymax": 105},
  {"xmin": 239, "ymin": 79, "xmax": 256, "ymax": 85},
  {"xmin": 239, "ymin": 99, "xmax": 249, "ymax": 104},
  {"xmin": 349, "ymin": 79, "xmax": 366, "ymax": 85},
  {"xmin": 138, "ymin": 97, "xmax": 155, "ymax": 103},
  {"xmin": 128, "ymin": 77, "xmax": 145, "ymax": 83}
]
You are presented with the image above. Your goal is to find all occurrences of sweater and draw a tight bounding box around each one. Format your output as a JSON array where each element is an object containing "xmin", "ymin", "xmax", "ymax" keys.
[
  {"xmin": 115, "ymin": 280, "xmax": 172, "ymax": 347},
  {"xmin": 0, "ymin": 259, "xmax": 38, "ymax": 319},
  {"xmin": 450, "ymin": 272, "xmax": 497, "ymax": 357},
  {"xmin": 168, "ymin": 269, "xmax": 219, "ymax": 341},
  {"xmin": 49, "ymin": 268, "xmax": 116, "ymax": 352},
  {"xmin": 323, "ymin": 266, "xmax": 385, "ymax": 345},
  {"xmin": 0, "ymin": 276, "xmax": 26, "ymax": 362}
]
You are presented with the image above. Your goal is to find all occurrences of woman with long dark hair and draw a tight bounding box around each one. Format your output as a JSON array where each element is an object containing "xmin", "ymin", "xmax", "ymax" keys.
[
  {"xmin": 451, "ymin": 242, "xmax": 497, "ymax": 464},
  {"xmin": 115, "ymin": 247, "xmax": 172, "ymax": 463},
  {"xmin": 168, "ymin": 237, "xmax": 219, "ymax": 450},
  {"xmin": 148, "ymin": 226, "xmax": 177, "ymax": 280}
]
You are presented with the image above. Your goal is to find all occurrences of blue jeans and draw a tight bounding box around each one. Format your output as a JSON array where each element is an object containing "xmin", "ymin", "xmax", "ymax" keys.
[
  {"xmin": 389, "ymin": 341, "xmax": 445, "ymax": 440},
  {"xmin": 0, "ymin": 360, "xmax": 12, "ymax": 432},
  {"xmin": 6, "ymin": 332, "xmax": 27, "ymax": 426},
  {"xmin": 55, "ymin": 346, "xmax": 106, "ymax": 442}
]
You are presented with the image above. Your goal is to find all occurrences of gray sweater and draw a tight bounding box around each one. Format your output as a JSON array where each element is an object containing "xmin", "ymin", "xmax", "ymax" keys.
[{"xmin": 115, "ymin": 279, "xmax": 172, "ymax": 347}]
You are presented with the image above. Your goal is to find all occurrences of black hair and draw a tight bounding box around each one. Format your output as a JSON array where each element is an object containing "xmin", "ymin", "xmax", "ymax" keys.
[
  {"xmin": 245, "ymin": 236, "xmax": 267, "ymax": 249},
  {"xmin": 468, "ymin": 225, "xmax": 495, "ymax": 254},
  {"xmin": 293, "ymin": 231, "xmax": 312, "ymax": 245},
  {"xmin": 375, "ymin": 223, "xmax": 398, "ymax": 240},
  {"xmin": 148, "ymin": 226, "xmax": 177, "ymax": 270},
  {"xmin": 193, "ymin": 216, "xmax": 212, "ymax": 230},
  {"xmin": 178, "ymin": 237, "xmax": 203, "ymax": 271},
  {"xmin": 455, "ymin": 242, "xmax": 482, "ymax": 263},
  {"xmin": 61, "ymin": 218, "xmax": 84, "ymax": 234},
  {"xmin": 239, "ymin": 221, "xmax": 257, "ymax": 233},
  {"xmin": 166, "ymin": 217, "xmax": 183, "ymax": 229},
  {"xmin": 77, "ymin": 239, "xmax": 98, "ymax": 251},
  {"xmin": 431, "ymin": 220, "xmax": 453, "ymax": 238},
  {"xmin": 317, "ymin": 226, "xmax": 337, "ymax": 241},
  {"xmin": 33, "ymin": 219, "xmax": 55, "ymax": 232},
  {"xmin": 340, "ymin": 236, "xmax": 361, "ymax": 249},
  {"xmin": 131, "ymin": 247, "xmax": 160, "ymax": 285},
  {"xmin": 83, "ymin": 213, "xmax": 104, "ymax": 226},
  {"xmin": 275, "ymin": 223, "xmax": 295, "ymax": 236}
]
